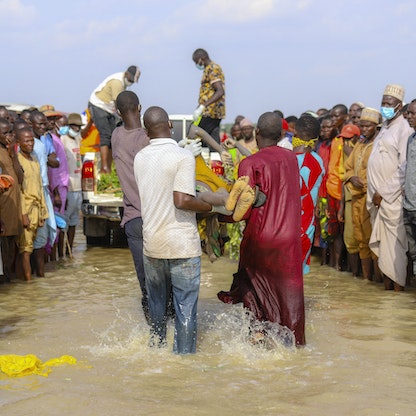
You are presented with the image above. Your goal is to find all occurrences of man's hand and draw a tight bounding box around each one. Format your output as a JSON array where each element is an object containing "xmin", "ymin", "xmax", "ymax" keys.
[
  {"xmin": 372, "ymin": 191, "xmax": 382, "ymax": 207},
  {"xmin": 193, "ymin": 104, "xmax": 205, "ymax": 121},
  {"xmin": 22, "ymin": 214, "xmax": 30, "ymax": 229},
  {"xmin": 223, "ymin": 138, "xmax": 236, "ymax": 149},
  {"xmin": 349, "ymin": 176, "xmax": 364, "ymax": 189},
  {"xmin": 221, "ymin": 151, "xmax": 233, "ymax": 166},
  {"xmin": 47, "ymin": 152, "xmax": 60, "ymax": 168}
]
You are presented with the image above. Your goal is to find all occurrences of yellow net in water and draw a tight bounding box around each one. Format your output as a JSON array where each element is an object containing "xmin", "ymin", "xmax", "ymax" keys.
[{"xmin": 0, "ymin": 354, "xmax": 77, "ymax": 377}]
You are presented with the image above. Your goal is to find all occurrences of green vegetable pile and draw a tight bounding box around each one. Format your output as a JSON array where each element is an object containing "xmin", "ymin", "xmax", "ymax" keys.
[{"xmin": 96, "ymin": 163, "xmax": 123, "ymax": 197}]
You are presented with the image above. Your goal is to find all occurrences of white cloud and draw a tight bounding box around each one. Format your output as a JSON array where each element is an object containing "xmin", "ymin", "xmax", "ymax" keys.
[
  {"xmin": 0, "ymin": 0, "xmax": 36, "ymax": 25},
  {"xmin": 196, "ymin": 0, "xmax": 310, "ymax": 23}
]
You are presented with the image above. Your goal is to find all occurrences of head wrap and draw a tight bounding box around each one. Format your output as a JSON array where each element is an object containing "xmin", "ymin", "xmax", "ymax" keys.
[
  {"xmin": 351, "ymin": 101, "xmax": 365, "ymax": 109},
  {"xmin": 239, "ymin": 118, "xmax": 254, "ymax": 128},
  {"xmin": 292, "ymin": 136, "xmax": 318, "ymax": 149}
]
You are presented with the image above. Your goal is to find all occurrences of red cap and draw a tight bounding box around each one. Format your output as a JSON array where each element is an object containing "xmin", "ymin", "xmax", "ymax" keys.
[{"xmin": 339, "ymin": 124, "xmax": 360, "ymax": 138}]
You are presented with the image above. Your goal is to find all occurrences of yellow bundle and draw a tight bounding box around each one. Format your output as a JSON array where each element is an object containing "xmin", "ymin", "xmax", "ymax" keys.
[{"xmin": 0, "ymin": 354, "xmax": 77, "ymax": 377}]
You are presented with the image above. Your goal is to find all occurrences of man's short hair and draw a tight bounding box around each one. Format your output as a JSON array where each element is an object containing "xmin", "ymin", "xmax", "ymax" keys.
[
  {"xmin": 116, "ymin": 90, "xmax": 140, "ymax": 114},
  {"xmin": 257, "ymin": 112, "xmax": 282, "ymax": 141},
  {"xmin": 192, "ymin": 48, "xmax": 208, "ymax": 61},
  {"xmin": 143, "ymin": 106, "xmax": 169, "ymax": 131},
  {"xmin": 16, "ymin": 126, "xmax": 34, "ymax": 139},
  {"xmin": 295, "ymin": 115, "xmax": 321, "ymax": 141},
  {"xmin": 331, "ymin": 104, "xmax": 348, "ymax": 114}
]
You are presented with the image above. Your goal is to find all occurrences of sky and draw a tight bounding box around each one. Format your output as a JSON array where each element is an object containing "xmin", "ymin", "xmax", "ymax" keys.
[{"xmin": 1, "ymin": 0, "xmax": 416, "ymax": 124}]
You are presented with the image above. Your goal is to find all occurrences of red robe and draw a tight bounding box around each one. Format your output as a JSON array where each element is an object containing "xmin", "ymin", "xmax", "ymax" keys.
[{"xmin": 218, "ymin": 146, "xmax": 305, "ymax": 345}]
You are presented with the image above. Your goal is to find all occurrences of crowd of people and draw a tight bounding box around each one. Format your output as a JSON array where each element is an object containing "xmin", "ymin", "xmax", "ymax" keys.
[
  {"xmin": 1, "ymin": 45, "xmax": 416, "ymax": 354},
  {"xmin": 0, "ymin": 105, "xmax": 84, "ymax": 281},
  {"xmin": 218, "ymin": 86, "xmax": 415, "ymax": 288}
]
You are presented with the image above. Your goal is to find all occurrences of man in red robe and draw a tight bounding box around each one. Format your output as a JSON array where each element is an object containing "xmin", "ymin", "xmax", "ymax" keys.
[{"xmin": 218, "ymin": 112, "xmax": 305, "ymax": 346}]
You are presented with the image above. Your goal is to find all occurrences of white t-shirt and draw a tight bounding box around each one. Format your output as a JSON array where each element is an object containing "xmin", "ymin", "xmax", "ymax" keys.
[
  {"xmin": 134, "ymin": 138, "xmax": 201, "ymax": 259},
  {"xmin": 61, "ymin": 134, "xmax": 82, "ymax": 192}
]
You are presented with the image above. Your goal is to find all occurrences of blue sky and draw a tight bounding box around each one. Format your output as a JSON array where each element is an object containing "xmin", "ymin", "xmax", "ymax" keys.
[{"xmin": 1, "ymin": 0, "xmax": 415, "ymax": 124}]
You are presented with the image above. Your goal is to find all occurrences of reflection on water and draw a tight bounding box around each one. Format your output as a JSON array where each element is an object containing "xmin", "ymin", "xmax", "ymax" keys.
[{"xmin": 1, "ymin": 232, "xmax": 416, "ymax": 415}]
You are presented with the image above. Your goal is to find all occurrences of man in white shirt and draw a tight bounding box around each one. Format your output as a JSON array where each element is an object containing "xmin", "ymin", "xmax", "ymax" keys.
[
  {"xmin": 367, "ymin": 84, "xmax": 413, "ymax": 290},
  {"xmin": 134, "ymin": 106, "xmax": 212, "ymax": 354}
]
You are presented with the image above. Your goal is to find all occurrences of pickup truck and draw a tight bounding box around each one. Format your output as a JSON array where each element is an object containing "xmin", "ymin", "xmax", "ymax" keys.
[{"xmin": 81, "ymin": 114, "xmax": 194, "ymax": 246}]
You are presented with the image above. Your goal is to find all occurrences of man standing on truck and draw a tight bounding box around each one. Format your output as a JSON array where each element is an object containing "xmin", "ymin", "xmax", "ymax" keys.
[
  {"xmin": 192, "ymin": 49, "xmax": 225, "ymax": 148},
  {"xmin": 111, "ymin": 91, "xmax": 150, "ymax": 323},
  {"xmin": 88, "ymin": 65, "xmax": 141, "ymax": 174}
]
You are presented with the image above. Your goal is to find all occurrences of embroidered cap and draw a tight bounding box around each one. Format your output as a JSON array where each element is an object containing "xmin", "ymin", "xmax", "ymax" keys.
[
  {"xmin": 383, "ymin": 84, "xmax": 405, "ymax": 102},
  {"xmin": 360, "ymin": 107, "xmax": 381, "ymax": 125}
]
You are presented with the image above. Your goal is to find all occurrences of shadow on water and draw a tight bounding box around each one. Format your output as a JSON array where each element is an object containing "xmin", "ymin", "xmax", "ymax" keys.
[{"xmin": 0, "ymin": 317, "xmax": 23, "ymax": 338}]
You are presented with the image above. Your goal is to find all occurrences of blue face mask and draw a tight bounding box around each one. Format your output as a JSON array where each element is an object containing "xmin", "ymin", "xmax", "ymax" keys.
[
  {"xmin": 58, "ymin": 126, "xmax": 69, "ymax": 135},
  {"xmin": 380, "ymin": 105, "xmax": 398, "ymax": 120},
  {"xmin": 195, "ymin": 62, "xmax": 204, "ymax": 71},
  {"xmin": 68, "ymin": 128, "xmax": 79, "ymax": 138}
]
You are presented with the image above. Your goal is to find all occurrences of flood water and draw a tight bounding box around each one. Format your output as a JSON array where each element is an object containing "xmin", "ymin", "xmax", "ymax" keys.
[{"xmin": 1, "ymin": 229, "xmax": 416, "ymax": 416}]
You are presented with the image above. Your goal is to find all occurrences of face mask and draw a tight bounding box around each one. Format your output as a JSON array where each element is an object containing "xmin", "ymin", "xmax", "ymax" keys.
[
  {"xmin": 125, "ymin": 77, "xmax": 133, "ymax": 87},
  {"xmin": 380, "ymin": 105, "xmax": 398, "ymax": 120},
  {"xmin": 195, "ymin": 61, "xmax": 204, "ymax": 71},
  {"xmin": 68, "ymin": 128, "xmax": 79, "ymax": 138},
  {"xmin": 58, "ymin": 126, "xmax": 69, "ymax": 135}
]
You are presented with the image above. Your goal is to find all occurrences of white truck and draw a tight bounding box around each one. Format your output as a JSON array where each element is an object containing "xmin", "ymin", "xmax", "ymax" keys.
[{"xmin": 81, "ymin": 114, "xmax": 194, "ymax": 246}]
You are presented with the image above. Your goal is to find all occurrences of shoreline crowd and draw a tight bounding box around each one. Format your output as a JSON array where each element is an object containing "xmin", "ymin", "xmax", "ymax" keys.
[{"xmin": 0, "ymin": 105, "xmax": 85, "ymax": 282}]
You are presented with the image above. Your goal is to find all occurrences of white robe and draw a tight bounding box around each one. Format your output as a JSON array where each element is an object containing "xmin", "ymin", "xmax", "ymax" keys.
[{"xmin": 367, "ymin": 115, "xmax": 413, "ymax": 285}]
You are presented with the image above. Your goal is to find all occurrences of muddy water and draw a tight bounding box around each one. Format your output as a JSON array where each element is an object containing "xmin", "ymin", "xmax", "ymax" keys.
[{"xmin": 1, "ymin": 232, "xmax": 416, "ymax": 416}]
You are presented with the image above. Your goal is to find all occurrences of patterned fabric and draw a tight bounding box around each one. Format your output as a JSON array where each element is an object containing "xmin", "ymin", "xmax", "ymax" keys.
[
  {"xmin": 199, "ymin": 62, "xmax": 225, "ymax": 119},
  {"xmin": 315, "ymin": 139, "xmax": 331, "ymax": 198},
  {"xmin": 297, "ymin": 151, "xmax": 324, "ymax": 274},
  {"xmin": 314, "ymin": 140, "xmax": 331, "ymax": 248}
]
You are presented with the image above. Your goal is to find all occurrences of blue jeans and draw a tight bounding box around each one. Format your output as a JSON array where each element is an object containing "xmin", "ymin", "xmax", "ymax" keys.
[
  {"xmin": 124, "ymin": 218, "xmax": 149, "ymax": 322},
  {"xmin": 143, "ymin": 255, "xmax": 200, "ymax": 354}
]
